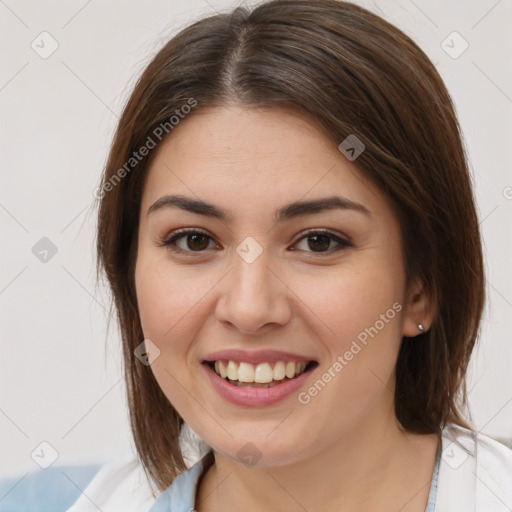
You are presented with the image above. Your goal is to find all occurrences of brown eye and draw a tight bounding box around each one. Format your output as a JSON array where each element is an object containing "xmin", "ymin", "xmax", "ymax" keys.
[
  {"xmin": 160, "ymin": 228, "xmax": 351, "ymax": 256},
  {"xmin": 161, "ymin": 229, "xmax": 217, "ymax": 253},
  {"xmin": 305, "ymin": 234, "xmax": 332, "ymax": 252},
  {"xmin": 184, "ymin": 233, "xmax": 210, "ymax": 251},
  {"xmin": 293, "ymin": 230, "xmax": 351, "ymax": 254}
]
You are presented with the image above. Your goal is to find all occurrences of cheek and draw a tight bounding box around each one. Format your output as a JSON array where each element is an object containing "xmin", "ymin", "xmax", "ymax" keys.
[
  {"xmin": 304, "ymin": 260, "xmax": 404, "ymax": 349},
  {"xmin": 134, "ymin": 257, "xmax": 212, "ymax": 408},
  {"xmin": 291, "ymin": 269, "xmax": 404, "ymax": 438},
  {"xmin": 135, "ymin": 255, "xmax": 217, "ymax": 356},
  {"xmin": 299, "ymin": 258, "xmax": 405, "ymax": 413}
]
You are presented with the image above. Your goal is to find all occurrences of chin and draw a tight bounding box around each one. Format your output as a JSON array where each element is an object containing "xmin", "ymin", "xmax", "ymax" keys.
[{"xmin": 204, "ymin": 431, "xmax": 313, "ymax": 469}]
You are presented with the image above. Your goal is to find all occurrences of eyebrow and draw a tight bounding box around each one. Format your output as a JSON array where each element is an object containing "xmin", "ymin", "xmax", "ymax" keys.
[{"xmin": 147, "ymin": 194, "xmax": 371, "ymax": 222}]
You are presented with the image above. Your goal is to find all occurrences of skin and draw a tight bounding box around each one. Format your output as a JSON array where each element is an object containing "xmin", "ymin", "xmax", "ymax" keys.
[{"xmin": 135, "ymin": 105, "xmax": 438, "ymax": 512}]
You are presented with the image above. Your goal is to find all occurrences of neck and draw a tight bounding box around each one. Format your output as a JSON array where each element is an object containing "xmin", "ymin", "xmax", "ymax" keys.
[{"xmin": 195, "ymin": 410, "xmax": 439, "ymax": 512}]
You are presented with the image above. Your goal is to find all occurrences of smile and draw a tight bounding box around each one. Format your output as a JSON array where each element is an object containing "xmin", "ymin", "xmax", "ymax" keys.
[
  {"xmin": 207, "ymin": 360, "xmax": 314, "ymax": 387},
  {"xmin": 202, "ymin": 354, "xmax": 318, "ymax": 406}
]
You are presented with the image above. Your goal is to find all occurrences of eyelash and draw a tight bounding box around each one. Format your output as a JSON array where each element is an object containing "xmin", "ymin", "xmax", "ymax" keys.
[{"xmin": 158, "ymin": 228, "xmax": 352, "ymax": 256}]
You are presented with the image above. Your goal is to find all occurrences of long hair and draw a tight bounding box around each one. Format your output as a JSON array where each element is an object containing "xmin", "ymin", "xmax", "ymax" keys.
[{"xmin": 96, "ymin": 0, "xmax": 485, "ymax": 492}]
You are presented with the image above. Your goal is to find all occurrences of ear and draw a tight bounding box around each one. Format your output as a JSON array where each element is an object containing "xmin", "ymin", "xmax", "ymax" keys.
[{"xmin": 402, "ymin": 278, "xmax": 437, "ymax": 337}]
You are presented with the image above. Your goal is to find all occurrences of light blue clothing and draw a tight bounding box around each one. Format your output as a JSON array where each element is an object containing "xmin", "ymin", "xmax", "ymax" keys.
[
  {"xmin": 426, "ymin": 440, "xmax": 441, "ymax": 512},
  {"xmin": 149, "ymin": 455, "xmax": 210, "ymax": 512},
  {"xmin": 0, "ymin": 464, "xmax": 102, "ymax": 512}
]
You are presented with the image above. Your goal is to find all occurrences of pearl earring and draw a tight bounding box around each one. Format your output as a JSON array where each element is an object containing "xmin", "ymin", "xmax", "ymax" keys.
[{"xmin": 418, "ymin": 323, "xmax": 425, "ymax": 333}]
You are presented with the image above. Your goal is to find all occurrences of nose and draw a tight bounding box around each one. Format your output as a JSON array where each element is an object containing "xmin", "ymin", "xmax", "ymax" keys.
[{"xmin": 214, "ymin": 246, "xmax": 292, "ymax": 335}]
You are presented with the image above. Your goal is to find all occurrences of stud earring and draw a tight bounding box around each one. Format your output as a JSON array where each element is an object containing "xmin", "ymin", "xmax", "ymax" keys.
[{"xmin": 418, "ymin": 323, "xmax": 425, "ymax": 333}]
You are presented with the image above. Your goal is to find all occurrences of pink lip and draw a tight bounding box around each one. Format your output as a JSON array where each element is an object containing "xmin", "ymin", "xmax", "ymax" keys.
[
  {"xmin": 201, "ymin": 361, "xmax": 317, "ymax": 407},
  {"xmin": 203, "ymin": 349, "xmax": 315, "ymax": 365}
]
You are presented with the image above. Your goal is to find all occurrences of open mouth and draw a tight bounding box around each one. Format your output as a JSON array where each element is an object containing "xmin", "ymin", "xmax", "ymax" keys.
[{"xmin": 203, "ymin": 360, "xmax": 318, "ymax": 388}]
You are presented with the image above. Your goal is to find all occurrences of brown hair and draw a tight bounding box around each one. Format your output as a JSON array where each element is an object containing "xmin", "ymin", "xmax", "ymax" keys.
[{"xmin": 95, "ymin": 0, "xmax": 485, "ymax": 492}]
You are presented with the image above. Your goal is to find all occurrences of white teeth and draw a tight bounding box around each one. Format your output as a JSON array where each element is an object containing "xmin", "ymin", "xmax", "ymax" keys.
[
  {"xmin": 211, "ymin": 359, "xmax": 311, "ymax": 383},
  {"xmin": 238, "ymin": 362, "xmax": 255, "ymax": 382},
  {"xmin": 254, "ymin": 363, "xmax": 273, "ymax": 383},
  {"xmin": 227, "ymin": 361, "xmax": 238, "ymax": 380},
  {"xmin": 218, "ymin": 361, "xmax": 227, "ymax": 378},
  {"xmin": 285, "ymin": 362, "xmax": 296, "ymax": 379},
  {"xmin": 273, "ymin": 361, "xmax": 286, "ymax": 380}
]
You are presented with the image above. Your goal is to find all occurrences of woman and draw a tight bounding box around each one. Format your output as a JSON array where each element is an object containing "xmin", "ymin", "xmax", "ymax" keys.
[{"xmin": 2, "ymin": 1, "xmax": 511, "ymax": 511}]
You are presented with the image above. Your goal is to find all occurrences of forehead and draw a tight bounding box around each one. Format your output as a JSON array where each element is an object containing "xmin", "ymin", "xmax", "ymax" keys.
[{"xmin": 141, "ymin": 106, "xmax": 385, "ymax": 218}]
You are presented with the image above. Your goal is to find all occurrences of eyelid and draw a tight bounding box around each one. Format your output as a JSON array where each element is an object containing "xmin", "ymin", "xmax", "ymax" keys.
[
  {"xmin": 157, "ymin": 227, "xmax": 217, "ymax": 250},
  {"xmin": 158, "ymin": 227, "xmax": 352, "ymax": 254},
  {"xmin": 293, "ymin": 227, "xmax": 352, "ymax": 247}
]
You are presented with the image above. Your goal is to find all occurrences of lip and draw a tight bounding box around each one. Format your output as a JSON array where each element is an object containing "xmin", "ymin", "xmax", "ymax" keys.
[
  {"xmin": 202, "ymin": 349, "xmax": 316, "ymax": 365},
  {"xmin": 201, "ymin": 360, "xmax": 317, "ymax": 407}
]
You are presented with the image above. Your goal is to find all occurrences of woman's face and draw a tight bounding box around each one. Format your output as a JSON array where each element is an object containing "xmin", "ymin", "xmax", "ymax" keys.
[{"xmin": 135, "ymin": 105, "xmax": 424, "ymax": 467}]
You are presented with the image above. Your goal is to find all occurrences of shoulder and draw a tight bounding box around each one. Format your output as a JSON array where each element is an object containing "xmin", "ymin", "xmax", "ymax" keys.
[
  {"xmin": 437, "ymin": 423, "xmax": 512, "ymax": 511},
  {"xmin": 65, "ymin": 453, "xmax": 158, "ymax": 511},
  {"xmin": 0, "ymin": 463, "xmax": 102, "ymax": 512},
  {"xmin": 0, "ymin": 454, "xmax": 158, "ymax": 512},
  {"xmin": 442, "ymin": 423, "xmax": 512, "ymax": 473}
]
